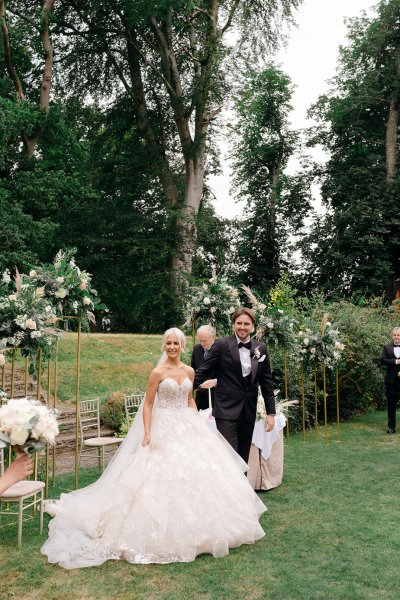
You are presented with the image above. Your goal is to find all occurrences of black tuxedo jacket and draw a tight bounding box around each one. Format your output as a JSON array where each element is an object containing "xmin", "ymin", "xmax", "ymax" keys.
[
  {"xmin": 191, "ymin": 343, "xmax": 215, "ymax": 409},
  {"xmin": 194, "ymin": 335, "xmax": 275, "ymax": 423},
  {"xmin": 381, "ymin": 343, "xmax": 400, "ymax": 384}
]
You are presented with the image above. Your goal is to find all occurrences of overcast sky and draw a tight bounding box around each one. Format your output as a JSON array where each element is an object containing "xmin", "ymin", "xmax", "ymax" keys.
[{"xmin": 209, "ymin": 0, "xmax": 378, "ymax": 219}]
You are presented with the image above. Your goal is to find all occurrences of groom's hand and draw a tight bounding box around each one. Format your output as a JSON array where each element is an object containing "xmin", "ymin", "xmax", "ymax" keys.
[{"xmin": 264, "ymin": 415, "xmax": 275, "ymax": 432}]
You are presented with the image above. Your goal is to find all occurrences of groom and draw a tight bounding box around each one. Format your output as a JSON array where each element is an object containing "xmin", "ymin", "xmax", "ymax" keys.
[{"xmin": 194, "ymin": 307, "xmax": 275, "ymax": 463}]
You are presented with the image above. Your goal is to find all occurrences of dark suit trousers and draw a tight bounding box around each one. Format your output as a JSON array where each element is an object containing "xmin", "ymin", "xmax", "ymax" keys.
[
  {"xmin": 386, "ymin": 380, "xmax": 400, "ymax": 429},
  {"xmin": 215, "ymin": 407, "xmax": 254, "ymax": 464}
]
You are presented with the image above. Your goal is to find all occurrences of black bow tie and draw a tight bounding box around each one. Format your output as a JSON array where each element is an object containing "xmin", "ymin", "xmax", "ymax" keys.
[
  {"xmin": 394, "ymin": 345, "xmax": 400, "ymax": 347},
  {"xmin": 238, "ymin": 341, "xmax": 251, "ymax": 350}
]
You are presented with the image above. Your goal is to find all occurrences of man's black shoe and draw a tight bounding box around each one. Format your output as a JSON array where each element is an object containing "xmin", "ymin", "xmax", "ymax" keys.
[{"xmin": 387, "ymin": 428, "xmax": 396, "ymax": 434}]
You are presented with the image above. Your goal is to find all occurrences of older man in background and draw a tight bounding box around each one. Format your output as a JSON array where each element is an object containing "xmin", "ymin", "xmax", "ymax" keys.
[
  {"xmin": 191, "ymin": 324, "xmax": 216, "ymax": 410},
  {"xmin": 381, "ymin": 326, "xmax": 400, "ymax": 434}
]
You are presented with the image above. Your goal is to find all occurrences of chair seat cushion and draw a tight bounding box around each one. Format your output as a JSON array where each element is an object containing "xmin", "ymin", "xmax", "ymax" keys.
[
  {"xmin": 84, "ymin": 437, "xmax": 124, "ymax": 447},
  {"xmin": 0, "ymin": 480, "xmax": 45, "ymax": 499}
]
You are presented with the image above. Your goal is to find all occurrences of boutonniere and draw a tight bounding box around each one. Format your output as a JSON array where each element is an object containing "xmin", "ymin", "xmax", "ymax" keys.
[{"xmin": 252, "ymin": 346, "xmax": 261, "ymax": 360}]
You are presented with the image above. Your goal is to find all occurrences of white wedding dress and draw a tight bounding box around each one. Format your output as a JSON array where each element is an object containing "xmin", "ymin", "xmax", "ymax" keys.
[{"xmin": 41, "ymin": 377, "xmax": 266, "ymax": 568}]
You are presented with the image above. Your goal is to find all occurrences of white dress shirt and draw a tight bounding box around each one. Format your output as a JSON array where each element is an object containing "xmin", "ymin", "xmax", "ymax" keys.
[
  {"xmin": 235, "ymin": 334, "xmax": 252, "ymax": 377},
  {"xmin": 394, "ymin": 345, "xmax": 400, "ymax": 359}
]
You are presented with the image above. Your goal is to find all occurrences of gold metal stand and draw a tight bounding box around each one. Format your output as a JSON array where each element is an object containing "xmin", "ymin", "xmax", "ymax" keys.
[
  {"xmin": 323, "ymin": 364, "xmax": 328, "ymax": 441},
  {"xmin": 301, "ymin": 373, "xmax": 305, "ymax": 442},
  {"xmin": 75, "ymin": 320, "xmax": 82, "ymax": 490},
  {"xmin": 336, "ymin": 367, "xmax": 340, "ymax": 443},
  {"xmin": 314, "ymin": 368, "xmax": 319, "ymax": 437},
  {"xmin": 283, "ymin": 349, "xmax": 289, "ymax": 441}
]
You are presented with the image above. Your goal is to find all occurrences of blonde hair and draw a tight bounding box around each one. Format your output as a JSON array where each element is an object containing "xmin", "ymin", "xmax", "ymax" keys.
[{"xmin": 162, "ymin": 327, "xmax": 186, "ymax": 351}]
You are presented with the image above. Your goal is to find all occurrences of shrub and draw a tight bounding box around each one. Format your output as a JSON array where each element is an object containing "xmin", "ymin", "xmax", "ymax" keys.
[{"xmin": 100, "ymin": 391, "xmax": 126, "ymax": 432}]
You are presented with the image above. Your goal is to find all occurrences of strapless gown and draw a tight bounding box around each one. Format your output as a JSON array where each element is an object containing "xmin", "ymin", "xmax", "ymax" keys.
[{"xmin": 41, "ymin": 377, "xmax": 266, "ymax": 567}]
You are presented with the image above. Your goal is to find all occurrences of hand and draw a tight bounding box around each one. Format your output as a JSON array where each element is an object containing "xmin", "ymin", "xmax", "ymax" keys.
[
  {"xmin": 12, "ymin": 444, "xmax": 25, "ymax": 459},
  {"xmin": 5, "ymin": 454, "xmax": 33, "ymax": 484},
  {"xmin": 200, "ymin": 379, "xmax": 216, "ymax": 389},
  {"xmin": 142, "ymin": 433, "xmax": 151, "ymax": 447},
  {"xmin": 264, "ymin": 415, "xmax": 275, "ymax": 432}
]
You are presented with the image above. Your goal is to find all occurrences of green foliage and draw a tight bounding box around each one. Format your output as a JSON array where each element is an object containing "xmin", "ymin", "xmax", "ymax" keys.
[
  {"xmin": 304, "ymin": 0, "xmax": 400, "ymax": 298},
  {"xmin": 230, "ymin": 64, "xmax": 311, "ymax": 290},
  {"xmin": 100, "ymin": 391, "xmax": 126, "ymax": 432},
  {"xmin": 185, "ymin": 274, "xmax": 241, "ymax": 336}
]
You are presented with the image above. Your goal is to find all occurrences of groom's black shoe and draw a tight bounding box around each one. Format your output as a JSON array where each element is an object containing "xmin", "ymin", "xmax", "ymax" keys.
[{"xmin": 387, "ymin": 428, "xmax": 396, "ymax": 434}]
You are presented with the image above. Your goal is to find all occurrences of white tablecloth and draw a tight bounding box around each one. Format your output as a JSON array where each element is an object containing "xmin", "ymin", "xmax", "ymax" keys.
[{"xmin": 251, "ymin": 413, "xmax": 286, "ymax": 460}]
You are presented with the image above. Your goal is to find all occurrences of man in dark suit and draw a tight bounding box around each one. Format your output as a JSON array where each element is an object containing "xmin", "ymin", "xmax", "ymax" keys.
[
  {"xmin": 381, "ymin": 327, "xmax": 400, "ymax": 433},
  {"xmin": 194, "ymin": 307, "xmax": 275, "ymax": 463},
  {"xmin": 191, "ymin": 325, "xmax": 216, "ymax": 410}
]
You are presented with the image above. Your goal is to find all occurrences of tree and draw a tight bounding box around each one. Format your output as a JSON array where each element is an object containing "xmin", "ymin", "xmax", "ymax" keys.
[
  {"xmin": 230, "ymin": 64, "xmax": 311, "ymax": 291},
  {"xmin": 0, "ymin": 0, "xmax": 56, "ymax": 157},
  {"xmin": 38, "ymin": 0, "xmax": 301, "ymax": 278},
  {"xmin": 304, "ymin": 0, "xmax": 400, "ymax": 299}
]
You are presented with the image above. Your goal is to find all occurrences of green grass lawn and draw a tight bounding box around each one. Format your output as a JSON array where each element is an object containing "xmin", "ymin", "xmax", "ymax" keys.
[
  {"xmin": 37, "ymin": 332, "xmax": 195, "ymax": 403},
  {"xmin": 1, "ymin": 410, "xmax": 399, "ymax": 600}
]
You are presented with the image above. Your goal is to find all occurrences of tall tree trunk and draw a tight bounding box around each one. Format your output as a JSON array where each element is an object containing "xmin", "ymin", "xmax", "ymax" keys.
[
  {"xmin": 172, "ymin": 157, "xmax": 205, "ymax": 274},
  {"xmin": 385, "ymin": 49, "xmax": 400, "ymax": 182},
  {"xmin": 269, "ymin": 164, "xmax": 280, "ymax": 240},
  {"xmin": 385, "ymin": 48, "xmax": 400, "ymax": 297},
  {"xmin": 386, "ymin": 94, "xmax": 399, "ymax": 182},
  {"xmin": 1, "ymin": 0, "xmax": 55, "ymax": 157}
]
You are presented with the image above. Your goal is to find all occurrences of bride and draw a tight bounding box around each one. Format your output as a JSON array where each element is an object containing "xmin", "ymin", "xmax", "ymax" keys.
[{"xmin": 41, "ymin": 328, "xmax": 266, "ymax": 568}]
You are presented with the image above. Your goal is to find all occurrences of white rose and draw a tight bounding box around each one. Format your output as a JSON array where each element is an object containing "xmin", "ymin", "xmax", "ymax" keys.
[
  {"xmin": 29, "ymin": 270, "xmax": 37, "ymax": 278},
  {"xmin": 310, "ymin": 347, "xmax": 316, "ymax": 354},
  {"xmin": 56, "ymin": 276, "xmax": 65, "ymax": 284},
  {"xmin": 30, "ymin": 330, "xmax": 42, "ymax": 339},
  {"xmin": 2, "ymin": 271, "xmax": 11, "ymax": 284},
  {"xmin": 267, "ymin": 322, "xmax": 274, "ymax": 329},
  {"xmin": 303, "ymin": 338, "xmax": 309, "ymax": 346},
  {"xmin": 203, "ymin": 297, "xmax": 211, "ymax": 305},
  {"xmin": 326, "ymin": 322, "xmax": 332, "ymax": 327},
  {"xmin": 8, "ymin": 294, "xmax": 17, "ymax": 301},
  {"xmin": 258, "ymin": 303, "xmax": 266, "ymax": 311},
  {"xmin": 83, "ymin": 297, "xmax": 91, "ymax": 306},
  {"xmin": 9, "ymin": 427, "xmax": 29, "ymax": 446},
  {"xmin": 298, "ymin": 330, "xmax": 303, "ymax": 336},
  {"xmin": 26, "ymin": 318, "xmax": 37, "ymax": 330},
  {"xmin": 55, "ymin": 288, "xmax": 68, "ymax": 299}
]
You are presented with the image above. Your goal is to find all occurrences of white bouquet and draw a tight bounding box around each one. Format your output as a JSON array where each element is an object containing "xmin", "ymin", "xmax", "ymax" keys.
[{"xmin": 0, "ymin": 398, "xmax": 59, "ymax": 453}]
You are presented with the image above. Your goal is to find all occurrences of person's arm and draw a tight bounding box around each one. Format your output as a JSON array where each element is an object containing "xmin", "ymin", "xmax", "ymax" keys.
[
  {"xmin": 191, "ymin": 348, "xmax": 196, "ymax": 370},
  {"xmin": 0, "ymin": 454, "xmax": 33, "ymax": 495},
  {"xmin": 187, "ymin": 368, "xmax": 198, "ymax": 412},
  {"xmin": 381, "ymin": 345, "xmax": 399, "ymax": 366},
  {"xmin": 258, "ymin": 348, "xmax": 276, "ymax": 431},
  {"xmin": 142, "ymin": 369, "xmax": 161, "ymax": 446},
  {"xmin": 194, "ymin": 339, "xmax": 221, "ymax": 389}
]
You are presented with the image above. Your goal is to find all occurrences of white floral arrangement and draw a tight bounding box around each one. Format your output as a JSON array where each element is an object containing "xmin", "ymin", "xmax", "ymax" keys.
[
  {"xmin": 295, "ymin": 315, "xmax": 345, "ymax": 370},
  {"xmin": 256, "ymin": 390, "xmax": 298, "ymax": 421},
  {"xmin": 29, "ymin": 249, "xmax": 107, "ymax": 327},
  {"xmin": 0, "ymin": 249, "xmax": 108, "ymax": 362},
  {"xmin": 0, "ymin": 398, "xmax": 59, "ymax": 453},
  {"xmin": 241, "ymin": 285, "xmax": 295, "ymax": 348},
  {"xmin": 0, "ymin": 271, "xmax": 59, "ymax": 362},
  {"xmin": 184, "ymin": 273, "xmax": 241, "ymax": 336}
]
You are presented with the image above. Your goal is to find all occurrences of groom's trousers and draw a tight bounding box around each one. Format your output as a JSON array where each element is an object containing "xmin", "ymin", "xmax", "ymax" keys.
[{"xmin": 215, "ymin": 406, "xmax": 254, "ymax": 464}]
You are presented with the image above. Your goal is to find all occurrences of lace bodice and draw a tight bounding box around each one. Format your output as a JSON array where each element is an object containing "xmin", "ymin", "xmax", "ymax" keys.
[{"xmin": 157, "ymin": 377, "xmax": 192, "ymax": 409}]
